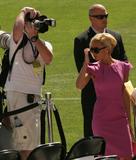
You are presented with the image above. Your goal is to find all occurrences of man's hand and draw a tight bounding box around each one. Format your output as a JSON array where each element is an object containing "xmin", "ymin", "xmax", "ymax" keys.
[
  {"xmin": 21, "ymin": 7, "xmax": 40, "ymax": 20},
  {"xmin": 25, "ymin": 21, "xmax": 38, "ymax": 39}
]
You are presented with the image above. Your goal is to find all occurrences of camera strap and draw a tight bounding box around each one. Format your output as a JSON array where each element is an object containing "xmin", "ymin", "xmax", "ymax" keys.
[
  {"xmin": 22, "ymin": 37, "xmax": 46, "ymax": 85},
  {"xmin": 22, "ymin": 38, "xmax": 39, "ymax": 64},
  {"xmin": 0, "ymin": 101, "xmax": 66, "ymax": 150},
  {"xmin": 0, "ymin": 102, "xmax": 39, "ymax": 122},
  {"xmin": 8, "ymin": 34, "xmax": 28, "ymax": 80}
]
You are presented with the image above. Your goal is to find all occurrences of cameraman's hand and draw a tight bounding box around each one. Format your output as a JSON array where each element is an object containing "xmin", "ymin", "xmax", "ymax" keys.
[
  {"xmin": 25, "ymin": 21, "xmax": 38, "ymax": 39},
  {"xmin": 21, "ymin": 7, "xmax": 40, "ymax": 20},
  {"xmin": 13, "ymin": 7, "xmax": 40, "ymax": 43}
]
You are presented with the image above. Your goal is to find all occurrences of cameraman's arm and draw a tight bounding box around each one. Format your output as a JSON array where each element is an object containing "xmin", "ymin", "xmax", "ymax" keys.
[
  {"xmin": 33, "ymin": 39, "xmax": 53, "ymax": 64},
  {"xmin": 13, "ymin": 10, "xmax": 25, "ymax": 43},
  {"xmin": 13, "ymin": 7, "xmax": 38, "ymax": 43},
  {"xmin": 24, "ymin": 16, "xmax": 53, "ymax": 64}
]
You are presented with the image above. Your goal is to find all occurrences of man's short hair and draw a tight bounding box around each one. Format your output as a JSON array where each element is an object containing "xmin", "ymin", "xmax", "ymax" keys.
[{"xmin": 89, "ymin": 4, "xmax": 107, "ymax": 16}]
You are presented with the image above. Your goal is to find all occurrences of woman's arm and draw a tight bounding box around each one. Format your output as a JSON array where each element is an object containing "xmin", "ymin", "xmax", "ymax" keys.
[{"xmin": 76, "ymin": 48, "xmax": 91, "ymax": 90}]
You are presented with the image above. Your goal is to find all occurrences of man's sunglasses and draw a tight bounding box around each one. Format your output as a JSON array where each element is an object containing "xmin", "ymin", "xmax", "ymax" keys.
[
  {"xmin": 91, "ymin": 14, "xmax": 108, "ymax": 20},
  {"xmin": 90, "ymin": 47, "xmax": 106, "ymax": 54}
]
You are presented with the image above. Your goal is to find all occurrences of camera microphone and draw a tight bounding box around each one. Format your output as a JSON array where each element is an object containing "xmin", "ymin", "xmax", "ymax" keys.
[
  {"xmin": 44, "ymin": 18, "xmax": 56, "ymax": 27},
  {"xmin": 34, "ymin": 18, "xmax": 56, "ymax": 29}
]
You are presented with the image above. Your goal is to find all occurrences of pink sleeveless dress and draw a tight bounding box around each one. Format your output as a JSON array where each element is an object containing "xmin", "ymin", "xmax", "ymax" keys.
[{"xmin": 87, "ymin": 60, "xmax": 133, "ymax": 157}]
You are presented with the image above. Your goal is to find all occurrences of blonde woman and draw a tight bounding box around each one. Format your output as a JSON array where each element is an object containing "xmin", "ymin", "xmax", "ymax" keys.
[{"xmin": 76, "ymin": 33, "xmax": 133, "ymax": 160}]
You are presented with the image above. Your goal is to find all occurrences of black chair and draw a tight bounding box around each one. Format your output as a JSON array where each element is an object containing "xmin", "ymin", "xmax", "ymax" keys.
[
  {"xmin": 0, "ymin": 124, "xmax": 13, "ymax": 150},
  {"xmin": 94, "ymin": 155, "xmax": 118, "ymax": 160},
  {"xmin": 27, "ymin": 142, "xmax": 66, "ymax": 160},
  {"xmin": 132, "ymin": 156, "xmax": 136, "ymax": 160},
  {"xmin": 65, "ymin": 136, "xmax": 106, "ymax": 160},
  {"xmin": 0, "ymin": 149, "xmax": 21, "ymax": 160}
]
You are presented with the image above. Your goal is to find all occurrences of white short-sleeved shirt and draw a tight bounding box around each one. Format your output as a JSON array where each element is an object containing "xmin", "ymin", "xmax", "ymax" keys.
[{"xmin": 5, "ymin": 34, "xmax": 53, "ymax": 95}]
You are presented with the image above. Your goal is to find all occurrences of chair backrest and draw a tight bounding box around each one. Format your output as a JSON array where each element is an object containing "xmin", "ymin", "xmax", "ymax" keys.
[
  {"xmin": 94, "ymin": 155, "xmax": 118, "ymax": 160},
  {"xmin": 27, "ymin": 142, "xmax": 66, "ymax": 160},
  {"xmin": 0, "ymin": 149, "xmax": 21, "ymax": 160},
  {"xmin": 0, "ymin": 124, "xmax": 13, "ymax": 150},
  {"xmin": 65, "ymin": 136, "xmax": 106, "ymax": 160}
]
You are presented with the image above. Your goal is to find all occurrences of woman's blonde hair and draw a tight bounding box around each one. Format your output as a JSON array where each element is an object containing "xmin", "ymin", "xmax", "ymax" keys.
[{"xmin": 90, "ymin": 33, "xmax": 117, "ymax": 52}]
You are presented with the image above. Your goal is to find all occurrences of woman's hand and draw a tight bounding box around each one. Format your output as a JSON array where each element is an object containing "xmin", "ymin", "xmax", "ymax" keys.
[{"xmin": 84, "ymin": 48, "xmax": 90, "ymax": 64}]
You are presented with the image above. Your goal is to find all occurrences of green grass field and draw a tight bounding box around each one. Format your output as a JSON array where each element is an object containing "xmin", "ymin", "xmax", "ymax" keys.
[{"xmin": 1, "ymin": 0, "xmax": 136, "ymax": 150}]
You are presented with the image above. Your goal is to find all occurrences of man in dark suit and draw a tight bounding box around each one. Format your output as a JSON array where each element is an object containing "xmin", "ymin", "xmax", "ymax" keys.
[{"xmin": 74, "ymin": 4, "xmax": 128, "ymax": 137}]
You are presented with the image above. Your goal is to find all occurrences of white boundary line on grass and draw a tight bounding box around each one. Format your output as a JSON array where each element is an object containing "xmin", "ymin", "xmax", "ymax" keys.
[
  {"xmin": 45, "ymin": 73, "xmax": 80, "ymax": 101},
  {"xmin": 48, "ymin": 73, "xmax": 77, "ymax": 77},
  {"xmin": 52, "ymin": 97, "xmax": 80, "ymax": 101}
]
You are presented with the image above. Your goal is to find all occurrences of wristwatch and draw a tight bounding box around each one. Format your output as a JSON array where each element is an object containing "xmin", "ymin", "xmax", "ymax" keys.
[{"xmin": 30, "ymin": 35, "xmax": 39, "ymax": 42}]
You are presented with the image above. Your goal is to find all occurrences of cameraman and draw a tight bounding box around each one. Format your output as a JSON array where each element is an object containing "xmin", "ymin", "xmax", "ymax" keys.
[{"xmin": 4, "ymin": 7, "xmax": 53, "ymax": 160}]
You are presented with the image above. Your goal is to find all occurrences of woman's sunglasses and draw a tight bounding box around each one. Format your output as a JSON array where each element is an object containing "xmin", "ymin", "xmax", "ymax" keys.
[{"xmin": 90, "ymin": 47, "xmax": 106, "ymax": 54}]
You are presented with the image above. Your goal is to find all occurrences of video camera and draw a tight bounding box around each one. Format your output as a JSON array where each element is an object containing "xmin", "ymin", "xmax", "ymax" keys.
[{"xmin": 25, "ymin": 13, "xmax": 56, "ymax": 33}]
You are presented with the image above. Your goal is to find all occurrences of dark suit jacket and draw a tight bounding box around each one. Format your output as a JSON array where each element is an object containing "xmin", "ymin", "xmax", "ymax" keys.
[
  {"xmin": 74, "ymin": 26, "xmax": 128, "ymax": 116},
  {"xmin": 74, "ymin": 27, "xmax": 127, "ymax": 72}
]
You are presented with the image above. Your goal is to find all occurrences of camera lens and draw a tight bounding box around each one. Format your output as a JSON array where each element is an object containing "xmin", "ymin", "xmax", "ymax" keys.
[{"xmin": 44, "ymin": 19, "xmax": 56, "ymax": 27}]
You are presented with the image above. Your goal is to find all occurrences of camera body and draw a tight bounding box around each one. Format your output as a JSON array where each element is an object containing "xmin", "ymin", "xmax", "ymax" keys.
[{"xmin": 25, "ymin": 13, "xmax": 56, "ymax": 33}]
